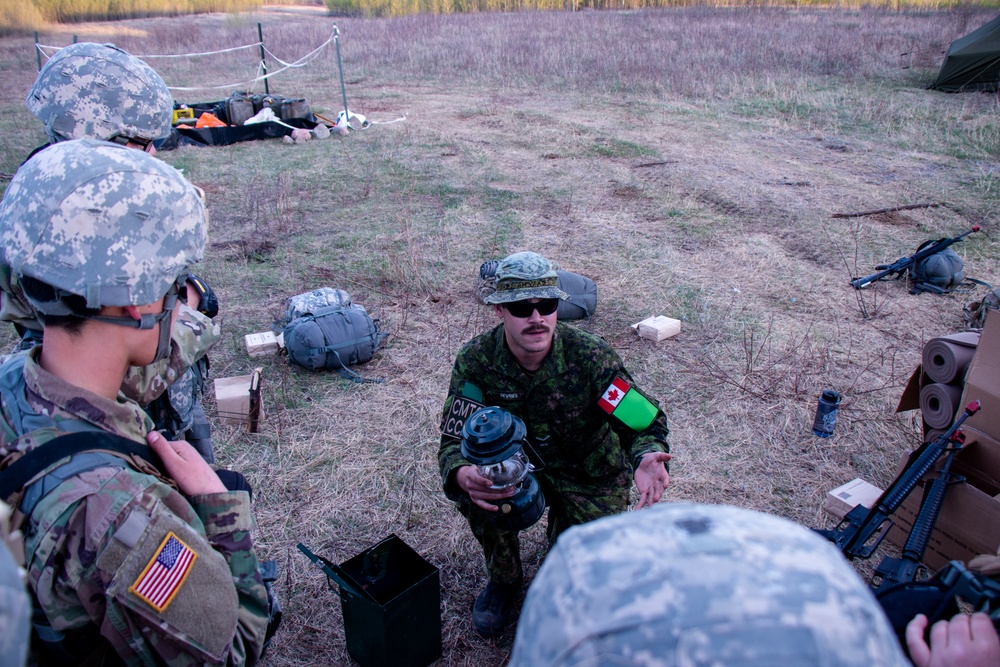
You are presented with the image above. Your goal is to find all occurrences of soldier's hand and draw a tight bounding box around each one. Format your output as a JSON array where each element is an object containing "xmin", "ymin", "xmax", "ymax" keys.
[
  {"xmin": 906, "ymin": 613, "xmax": 1000, "ymax": 667},
  {"xmin": 634, "ymin": 452, "xmax": 672, "ymax": 509},
  {"xmin": 148, "ymin": 431, "xmax": 227, "ymax": 496},
  {"xmin": 455, "ymin": 465, "xmax": 515, "ymax": 512}
]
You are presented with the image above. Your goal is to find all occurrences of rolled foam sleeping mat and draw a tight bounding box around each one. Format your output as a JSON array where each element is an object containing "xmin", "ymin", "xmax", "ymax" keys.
[
  {"xmin": 922, "ymin": 428, "xmax": 946, "ymax": 445},
  {"xmin": 922, "ymin": 332, "xmax": 980, "ymax": 384},
  {"xmin": 919, "ymin": 382, "xmax": 964, "ymax": 430}
]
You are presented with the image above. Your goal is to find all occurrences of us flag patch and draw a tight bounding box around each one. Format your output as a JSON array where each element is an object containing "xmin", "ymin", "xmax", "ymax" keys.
[{"xmin": 129, "ymin": 532, "xmax": 197, "ymax": 612}]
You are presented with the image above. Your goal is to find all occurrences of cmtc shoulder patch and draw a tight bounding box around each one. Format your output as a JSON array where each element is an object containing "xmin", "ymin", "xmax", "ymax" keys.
[
  {"xmin": 129, "ymin": 532, "xmax": 197, "ymax": 613},
  {"xmin": 442, "ymin": 382, "xmax": 485, "ymax": 440},
  {"xmin": 598, "ymin": 378, "xmax": 657, "ymax": 432}
]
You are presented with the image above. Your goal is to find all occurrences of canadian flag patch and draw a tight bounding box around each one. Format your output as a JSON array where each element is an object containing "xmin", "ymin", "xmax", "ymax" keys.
[{"xmin": 599, "ymin": 377, "xmax": 631, "ymax": 414}]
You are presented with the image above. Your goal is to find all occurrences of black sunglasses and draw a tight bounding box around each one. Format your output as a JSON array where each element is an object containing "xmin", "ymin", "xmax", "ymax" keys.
[{"xmin": 504, "ymin": 299, "xmax": 559, "ymax": 318}]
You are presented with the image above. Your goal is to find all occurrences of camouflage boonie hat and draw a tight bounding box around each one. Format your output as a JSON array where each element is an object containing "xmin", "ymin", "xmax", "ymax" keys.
[
  {"xmin": 26, "ymin": 42, "xmax": 173, "ymax": 144},
  {"xmin": 0, "ymin": 139, "xmax": 206, "ymax": 313},
  {"xmin": 509, "ymin": 502, "xmax": 909, "ymax": 667},
  {"xmin": 482, "ymin": 252, "xmax": 569, "ymax": 305}
]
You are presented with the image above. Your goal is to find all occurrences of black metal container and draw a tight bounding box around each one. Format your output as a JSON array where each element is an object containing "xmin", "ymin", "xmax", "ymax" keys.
[{"xmin": 298, "ymin": 536, "xmax": 441, "ymax": 667}]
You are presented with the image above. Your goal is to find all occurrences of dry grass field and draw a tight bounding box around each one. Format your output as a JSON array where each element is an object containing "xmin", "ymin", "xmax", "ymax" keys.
[{"xmin": 1, "ymin": 5, "xmax": 1000, "ymax": 665}]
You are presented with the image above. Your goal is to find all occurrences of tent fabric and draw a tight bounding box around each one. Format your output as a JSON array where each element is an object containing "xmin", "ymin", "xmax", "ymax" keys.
[
  {"xmin": 932, "ymin": 14, "xmax": 1000, "ymax": 92},
  {"xmin": 156, "ymin": 97, "xmax": 328, "ymax": 150},
  {"xmin": 158, "ymin": 117, "xmax": 319, "ymax": 150}
]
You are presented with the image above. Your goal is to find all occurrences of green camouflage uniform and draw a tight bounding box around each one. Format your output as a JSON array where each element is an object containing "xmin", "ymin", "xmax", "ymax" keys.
[
  {"xmin": 438, "ymin": 321, "xmax": 669, "ymax": 584},
  {"xmin": 0, "ymin": 347, "xmax": 270, "ymax": 665}
]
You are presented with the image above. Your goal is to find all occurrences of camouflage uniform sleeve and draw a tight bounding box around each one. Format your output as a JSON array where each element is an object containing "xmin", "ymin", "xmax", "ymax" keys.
[
  {"xmin": 594, "ymin": 346, "xmax": 670, "ymax": 472},
  {"xmin": 27, "ymin": 470, "xmax": 268, "ymax": 666},
  {"xmin": 186, "ymin": 491, "xmax": 269, "ymax": 665}
]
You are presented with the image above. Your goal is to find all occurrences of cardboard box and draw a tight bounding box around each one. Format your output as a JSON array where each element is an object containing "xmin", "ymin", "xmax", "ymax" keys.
[
  {"xmin": 631, "ymin": 316, "xmax": 681, "ymax": 342},
  {"xmin": 214, "ymin": 369, "xmax": 263, "ymax": 428},
  {"xmin": 887, "ymin": 430, "xmax": 1000, "ymax": 570},
  {"xmin": 245, "ymin": 331, "xmax": 283, "ymax": 357},
  {"xmin": 960, "ymin": 309, "xmax": 1000, "ymax": 437},
  {"xmin": 823, "ymin": 478, "xmax": 883, "ymax": 521},
  {"xmin": 895, "ymin": 365, "xmax": 924, "ymax": 413}
]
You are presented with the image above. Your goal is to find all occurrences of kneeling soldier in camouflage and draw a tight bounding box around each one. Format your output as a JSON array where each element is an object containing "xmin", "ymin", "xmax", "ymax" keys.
[
  {"xmin": 0, "ymin": 140, "xmax": 270, "ymax": 665},
  {"xmin": 438, "ymin": 251, "xmax": 672, "ymax": 638},
  {"xmin": 6, "ymin": 41, "xmax": 222, "ymax": 464}
]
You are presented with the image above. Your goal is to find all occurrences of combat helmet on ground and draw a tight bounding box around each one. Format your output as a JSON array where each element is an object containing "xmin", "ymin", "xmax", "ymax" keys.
[
  {"xmin": 26, "ymin": 42, "xmax": 173, "ymax": 145},
  {"xmin": 911, "ymin": 246, "xmax": 965, "ymax": 294},
  {"xmin": 0, "ymin": 139, "xmax": 206, "ymax": 362},
  {"xmin": 509, "ymin": 502, "xmax": 910, "ymax": 667}
]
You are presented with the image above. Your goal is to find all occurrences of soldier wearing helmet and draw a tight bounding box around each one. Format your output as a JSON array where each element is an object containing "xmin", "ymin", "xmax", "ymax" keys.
[
  {"xmin": 10, "ymin": 42, "xmax": 222, "ymax": 465},
  {"xmin": 509, "ymin": 502, "xmax": 1000, "ymax": 667},
  {"xmin": 438, "ymin": 251, "xmax": 671, "ymax": 638},
  {"xmin": 0, "ymin": 140, "xmax": 271, "ymax": 665},
  {"xmin": 26, "ymin": 42, "xmax": 172, "ymax": 152}
]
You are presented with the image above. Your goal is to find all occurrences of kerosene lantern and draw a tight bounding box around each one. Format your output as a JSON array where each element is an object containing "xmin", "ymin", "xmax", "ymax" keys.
[{"xmin": 461, "ymin": 406, "xmax": 545, "ymax": 531}]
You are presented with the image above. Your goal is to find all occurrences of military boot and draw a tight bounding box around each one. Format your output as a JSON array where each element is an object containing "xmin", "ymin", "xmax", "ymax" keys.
[{"xmin": 472, "ymin": 577, "xmax": 522, "ymax": 638}]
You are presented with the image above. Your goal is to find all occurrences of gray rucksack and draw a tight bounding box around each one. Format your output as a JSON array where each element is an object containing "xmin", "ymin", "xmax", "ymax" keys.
[
  {"xmin": 283, "ymin": 287, "xmax": 352, "ymax": 325},
  {"xmin": 282, "ymin": 304, "xmax": 387, "ymax": 372}
]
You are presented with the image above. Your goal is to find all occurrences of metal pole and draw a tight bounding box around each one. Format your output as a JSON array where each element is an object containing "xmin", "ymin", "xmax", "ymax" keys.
[
  {"xmin": 258, "ymin": 23, "xmax": 269, "ymax": 95},
  {"xmin": 334, "ymin": 25, "xmax": 350, "ymax": 127},
  {"xmin": 34, "ymin": 32, "xmax": 40, "ymax": 71}
]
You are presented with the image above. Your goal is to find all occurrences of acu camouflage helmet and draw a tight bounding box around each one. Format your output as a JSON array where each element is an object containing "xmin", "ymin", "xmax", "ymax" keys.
[
  {"xmin": 509, "ymin": 502, "xmax": 910, "ymax": 667},
  {"xmin": 482, "ymin": 251, "xmax": 569, "ymax": 305},
  {"xmin": 26, "ymin": 42, "xmax": 173, "ymax": 144},
  {"xmin": 0, "ymin": 139, "xmax": 206, "ymax": 313}
]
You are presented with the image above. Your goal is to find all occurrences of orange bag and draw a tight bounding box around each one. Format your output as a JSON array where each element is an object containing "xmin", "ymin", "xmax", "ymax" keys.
[{"xmin": 195, "ymin": 112, "xmax": 226, "ymax": 128}]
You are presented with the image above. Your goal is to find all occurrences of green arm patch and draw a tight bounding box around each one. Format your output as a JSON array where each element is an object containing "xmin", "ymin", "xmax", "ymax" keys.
[
  {"xmin": 598, "ymin": 377, "xmax": 657, "ymax": 432},
  {"xmin": 461, "ymin": 381, "xmax": 484, "ymax": 403}
]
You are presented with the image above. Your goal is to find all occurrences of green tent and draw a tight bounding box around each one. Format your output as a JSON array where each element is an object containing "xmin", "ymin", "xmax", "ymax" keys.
[{"xmin": 932, "ymin": 15, "xmax": 1000, "ymax": 92}]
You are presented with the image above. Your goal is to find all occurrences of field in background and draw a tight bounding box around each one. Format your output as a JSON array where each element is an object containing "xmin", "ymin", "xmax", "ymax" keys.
[{"xmin": 2, "ymin": 6, "xmax": 1000, "ymax": 665}]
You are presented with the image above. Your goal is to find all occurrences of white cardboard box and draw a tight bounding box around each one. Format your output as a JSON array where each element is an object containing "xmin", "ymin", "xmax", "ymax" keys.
[
  {"xmin": 245, "ymin": 331, "xmax": 283, "ymax": 357},
  {"xmin": 823, "ymin": 478, "xmax": 883, "ymax": 521},
  {"xmin": 631, "ymin": 316, "xmax": 681, "ymax": 342}
]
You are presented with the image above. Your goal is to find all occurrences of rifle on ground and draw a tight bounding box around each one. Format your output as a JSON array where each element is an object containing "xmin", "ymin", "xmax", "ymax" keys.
[
  {"xmin": 850, "ymin": 226, "xmax": 980, "ymax": 290},
  {"xmin": 872, "ymin": 429, "xmax": 967, "ymax": 592},
  {"xmin": 814, "ymin": 400, "xmax": 980, "ymax": 559}
]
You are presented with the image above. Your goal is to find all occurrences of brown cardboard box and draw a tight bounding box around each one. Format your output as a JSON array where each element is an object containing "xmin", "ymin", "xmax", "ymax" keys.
[
  {"xmin": 895, "ymin": 365, "xmax": 925, "ymax": 413},
  {"xmin": 887, "ymin": 430, "xmax": 1000, "ymax": 570},
  {"xmin": 960, "ymin": 309, "xmax": 1000, "ymax": 436},
  {"xmin": 214, "ymin": 369, "xmax": 263, "ymax": 427},
  {"xmin": 823, "ymin": 478, "xmax": 883, "ymax": 521}
]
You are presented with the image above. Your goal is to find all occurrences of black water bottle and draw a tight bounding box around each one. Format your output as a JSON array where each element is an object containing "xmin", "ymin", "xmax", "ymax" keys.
[{"xmin": 813, "ymin": 390, "xmax": 841, "ymax": 438}]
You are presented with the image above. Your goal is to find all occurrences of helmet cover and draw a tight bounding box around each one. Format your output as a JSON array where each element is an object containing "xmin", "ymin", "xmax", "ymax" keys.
[
  {"xmin": 26, "ymin": 42, "xmax": 172, "ymax": 144},
  {"xmin": 509, "ymin": 502, "xmax": 910, "ymax": 667},
  {"xmin": 0, "ymin": 139, "xmax": 206, "ymax": 313}
]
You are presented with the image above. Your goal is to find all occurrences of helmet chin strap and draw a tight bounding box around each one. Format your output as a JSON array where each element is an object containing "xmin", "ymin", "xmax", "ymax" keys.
[{"xmin": 86, "ymin": 282, "xmax": 181, "ymax": 364}]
